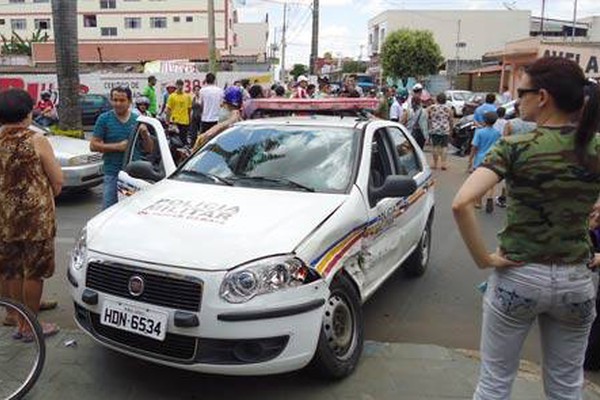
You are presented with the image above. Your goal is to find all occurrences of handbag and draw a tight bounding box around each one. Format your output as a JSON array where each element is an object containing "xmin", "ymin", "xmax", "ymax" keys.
[{"xmin": 411, "ymin": 109, "xmax": 426, "ymax": 148}]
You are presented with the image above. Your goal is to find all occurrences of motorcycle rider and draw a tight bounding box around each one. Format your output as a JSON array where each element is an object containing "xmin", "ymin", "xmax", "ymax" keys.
[{"xmin": 134, "ymin": 96, "xmax": 152, "ymax": 117}]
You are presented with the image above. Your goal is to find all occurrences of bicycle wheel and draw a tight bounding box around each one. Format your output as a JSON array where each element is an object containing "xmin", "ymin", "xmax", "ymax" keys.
[{"xmin": 0, "ymin": 298, "xmax": 46, "ymax": 400}]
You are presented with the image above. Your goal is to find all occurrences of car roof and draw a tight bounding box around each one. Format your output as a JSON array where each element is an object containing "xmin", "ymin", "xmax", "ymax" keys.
[{"xmin": 238, "ymin": 115, "xmax": 370, "ymax": 130}]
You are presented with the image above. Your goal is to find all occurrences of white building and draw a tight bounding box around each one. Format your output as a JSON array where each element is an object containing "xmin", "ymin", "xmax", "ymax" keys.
[
  {"xmin": 0, "ymin": 0, "xmax": 266, "ymax": 64},
  {"xmin": 369, "ymin": 9, "xmax": 531, "ymax": 73},
  {"xmin": 580, "ymin": 16, "xmax": 600, "ymax": 42},
  {"xmin": 232, "ymin": 22, "xmax": 269, "ymax": 60}
]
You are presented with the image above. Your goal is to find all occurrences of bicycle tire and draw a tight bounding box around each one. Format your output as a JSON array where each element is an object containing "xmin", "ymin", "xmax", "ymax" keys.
[{"xmin": 0, "ymin": 298, "xmax": 46, "ymax": 400}]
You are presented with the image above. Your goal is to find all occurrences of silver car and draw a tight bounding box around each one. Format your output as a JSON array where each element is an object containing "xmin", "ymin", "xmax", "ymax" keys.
[{"xmin": 30, "ymin": 123, "xmax": 104, "ymax": 190}]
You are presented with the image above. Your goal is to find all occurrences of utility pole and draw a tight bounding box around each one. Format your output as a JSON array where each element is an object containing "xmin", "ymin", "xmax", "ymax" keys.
[
  {"xmin": 452, "ymin": 19, "xmax": 462, "ymax": 89},
  {"xmin": 572, "ymin": 0, "xmax": 578, "ymax": 40},
  {"xmin": 310, "ymin": 0, "xmax": 319, "ymax": 75},
  {"xmin": 280, "ymin": 2, "xmax": 287, "ymax": 83},
  {"xmin": 208, "ymin": 0, "xmax": 217, "ymax": 73},
  {"xmin": 540, "ymin": 0, "xmax": 546, "ymax": 38}
]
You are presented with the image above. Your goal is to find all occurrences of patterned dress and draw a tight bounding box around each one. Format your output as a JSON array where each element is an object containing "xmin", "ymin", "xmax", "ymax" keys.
[{"xmin": 0, "ymin": 127, "xmax": 56, "ymax": 279}]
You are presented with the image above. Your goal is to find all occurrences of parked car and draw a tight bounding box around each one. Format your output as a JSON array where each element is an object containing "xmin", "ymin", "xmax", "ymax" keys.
[
  {"xmin": 81, "ymin": 94, "xmax": 112, "ymax": 126},
  {"xmin": 69, "ymin": 104, "xmax": 435, "ymax": 379},
  {"xmin": 462, "ymin": 92, "xmax": 503, "ymax": 116},
  {"xmin": 444, "ymin": 90, "xmax": 472, "ymax": 117},
  {"xmin": 28, "ymin": 123, "xmax": 104, "ymax": 190}
]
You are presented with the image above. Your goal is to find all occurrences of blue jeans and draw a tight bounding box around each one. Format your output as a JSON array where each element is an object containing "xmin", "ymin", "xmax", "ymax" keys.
[
  {"xmin": 474, "ymin": 263, "xmax": 597, "ymax": 400},
  {"xmin": 102, "ymin": 174, "xmax": 118, "ymax": 210}
]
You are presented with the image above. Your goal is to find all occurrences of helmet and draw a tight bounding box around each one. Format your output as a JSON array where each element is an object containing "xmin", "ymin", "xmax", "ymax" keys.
[
  {"xmin": 40, "ymin": 91, "xmax": 52, "ymax": 100},
  {"xmin": 135, "ymin": 96, "xmax": 150, "ymax": 106},
  {"xmin": 223, "ymin": 86, "xmax": 243, "ymax": 108},
  {"xmin": 412, "ymin": 83, "xmax": 423, "ymax": 92}
]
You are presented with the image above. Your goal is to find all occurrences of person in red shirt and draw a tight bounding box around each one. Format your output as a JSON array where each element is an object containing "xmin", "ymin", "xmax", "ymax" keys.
[{"xmin": 34, "ymin": 91, "xmax": 57, "ymax": 127}]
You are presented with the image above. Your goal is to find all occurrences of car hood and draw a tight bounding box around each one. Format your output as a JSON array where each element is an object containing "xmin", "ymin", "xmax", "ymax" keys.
[
  {"xmin": 47, "ymin": 135, "xmax": 93, "ymax": 160},
  {"xmin": 88, "ymin": 179, "xmax": 348, "ymax": 270}
]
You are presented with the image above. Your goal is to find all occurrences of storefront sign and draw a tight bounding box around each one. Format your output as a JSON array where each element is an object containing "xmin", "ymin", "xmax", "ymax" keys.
[{"xmin": 540, "ymin": 45, "xmax": 600, "ymax": 78}]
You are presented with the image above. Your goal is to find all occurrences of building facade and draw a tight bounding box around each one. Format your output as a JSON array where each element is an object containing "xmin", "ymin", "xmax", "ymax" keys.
[
  {"xmin": 0, "ymin": 0, "xmax": 243, "ymax": 63},
  {"xmin": 368, "ymin": 9, "xmax": 531, "ymax": 76},
  {"xmin": 232, "ymin": 22, "xmax": 269, "ymax": 60}
]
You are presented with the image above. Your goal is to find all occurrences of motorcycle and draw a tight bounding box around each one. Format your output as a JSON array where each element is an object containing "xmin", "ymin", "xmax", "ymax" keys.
[{"xmin": 450, "ymin": 115, "xmax": 475, "ymax": 157}]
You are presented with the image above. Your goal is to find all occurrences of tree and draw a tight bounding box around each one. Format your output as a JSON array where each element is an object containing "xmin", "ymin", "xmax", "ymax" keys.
[
  {"xmin": 1, "ymin": 30, "xmax": 49, "ymax": 56},
  {"xmin": 290, "ymin": 63, "xmax": 309, "ymax": 80},
  {"xmin": 51, "ymin": 0, "xmax": 82, "ymax": 133},
  {"xmin": 381, "ymin": 29, "xmax": 443, "ymax": 80},
  {"xmin": 342, "ymin": 60, "xmax": 367, "ymax": 74}
]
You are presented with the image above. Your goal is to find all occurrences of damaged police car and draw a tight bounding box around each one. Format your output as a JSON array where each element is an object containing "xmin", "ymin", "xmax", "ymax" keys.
[{"xmin": 69, "ymin": 103, "xmax": 434, "ymax": 379}]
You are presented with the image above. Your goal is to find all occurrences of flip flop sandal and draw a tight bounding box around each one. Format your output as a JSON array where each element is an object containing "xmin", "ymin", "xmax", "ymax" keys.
[
  {"xmin": 12, "ymin": 330, "xmax": 23, "ymax": 340},
  {"xmin": 22, "ymin": 323, "xmax": 60, "ymax": 343},
  {"xmin": 40, "ymin": 300, "xmax": 58, "ymax": 311}
]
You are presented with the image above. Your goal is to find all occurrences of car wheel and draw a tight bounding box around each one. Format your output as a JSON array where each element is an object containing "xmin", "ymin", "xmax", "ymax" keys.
[
  {"xmin": 309, "ymin": 272, "xmax": 364, "ymax": 380},
  {"xmin": 404, "ymin": 218, "xmax": 432, "ymax": 277}
]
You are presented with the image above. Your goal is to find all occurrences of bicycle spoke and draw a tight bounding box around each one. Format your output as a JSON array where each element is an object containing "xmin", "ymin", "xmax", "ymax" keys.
[{"xmin": 0, "ymin": 300, "xmax": 46, "ymax": 400}]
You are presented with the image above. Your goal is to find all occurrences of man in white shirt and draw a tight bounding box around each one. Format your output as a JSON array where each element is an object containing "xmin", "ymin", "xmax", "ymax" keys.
[
  {"xmin": 199, "ymin": 72, "xmax": 224, "ymax": 135},
  {"xmin": 389, "ymin": 91, "xmax": 402, "ymax": 122}
]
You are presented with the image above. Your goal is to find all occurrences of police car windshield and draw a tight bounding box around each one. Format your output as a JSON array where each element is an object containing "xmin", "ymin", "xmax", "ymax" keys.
[{"xmin": 174, "ymin": 125, "xmax": 359, "ymax": 194}]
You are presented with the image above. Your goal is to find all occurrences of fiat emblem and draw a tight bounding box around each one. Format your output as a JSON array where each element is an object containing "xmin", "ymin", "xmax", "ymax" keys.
[{"xmin": 128, "ymin": 275, "xmax": 145, "ymax": 297}]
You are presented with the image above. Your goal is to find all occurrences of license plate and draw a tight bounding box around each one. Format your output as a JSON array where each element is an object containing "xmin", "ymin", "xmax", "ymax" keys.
[{"xmin": 101, "ymin": 301, "xmax": 168, "ymax": 341}]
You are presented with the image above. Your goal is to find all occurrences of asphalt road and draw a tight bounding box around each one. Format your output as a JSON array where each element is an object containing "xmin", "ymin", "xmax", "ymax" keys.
[{"xmin": 44, "ymin": 151, "xmax": 600, "ymax": 383}]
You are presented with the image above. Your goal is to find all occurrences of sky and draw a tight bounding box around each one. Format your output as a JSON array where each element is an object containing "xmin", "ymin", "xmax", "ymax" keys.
[{"xmin": 237, "ymin": 0, "xmax": 600, "ymax": 66}]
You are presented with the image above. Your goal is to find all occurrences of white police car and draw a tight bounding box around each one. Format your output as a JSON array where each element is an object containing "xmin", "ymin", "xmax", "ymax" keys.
[{"xmin": 69, "ymin": 105, "xmax": 434, "ymax": 379}]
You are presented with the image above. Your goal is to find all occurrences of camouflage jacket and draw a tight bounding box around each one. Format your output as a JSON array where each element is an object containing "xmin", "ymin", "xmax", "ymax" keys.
[{"xmin": 482, "ymin": 126, "xmax": 600, "ymax": 264}]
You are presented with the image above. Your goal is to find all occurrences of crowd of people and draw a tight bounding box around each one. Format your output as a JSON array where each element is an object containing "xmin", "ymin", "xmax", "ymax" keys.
[{"xmin": 4, "ymin": 56, "xmax": 600, "ymax": 400}]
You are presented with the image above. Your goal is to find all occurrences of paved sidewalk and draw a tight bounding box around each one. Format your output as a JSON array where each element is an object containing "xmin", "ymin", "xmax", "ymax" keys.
[{"xmin": 24, "ymin": 331, "xmax": 600, "ymax": 400}]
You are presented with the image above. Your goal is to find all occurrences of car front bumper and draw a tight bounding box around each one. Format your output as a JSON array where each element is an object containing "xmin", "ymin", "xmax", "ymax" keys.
[
  {"xmin": 69, "ymin": 252, "xmax": 328, "ymax": 375},
  {"xmin": 62, "ymin": 163, "xmax": 104, "ymax": 189}
]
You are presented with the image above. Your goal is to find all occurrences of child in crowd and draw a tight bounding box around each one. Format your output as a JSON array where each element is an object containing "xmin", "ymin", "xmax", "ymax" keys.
[{"xmin": 468, "ymin": 111, "xmax": 501, "ymax": 213}]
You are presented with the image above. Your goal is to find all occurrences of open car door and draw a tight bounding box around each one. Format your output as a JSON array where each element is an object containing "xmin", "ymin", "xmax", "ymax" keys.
[{"xmin": 117, "ymin": 116, "xmax": 177, "ymax": 201}]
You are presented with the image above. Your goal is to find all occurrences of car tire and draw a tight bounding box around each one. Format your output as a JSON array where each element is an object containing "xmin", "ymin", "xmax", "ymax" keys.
[
  {"xmin": 403, "ymin": 218, "xmax": 432, "ymax": 277},
  {"xmin": 308, "ymin": 272, "xmax": 364, "ymax": 380}
]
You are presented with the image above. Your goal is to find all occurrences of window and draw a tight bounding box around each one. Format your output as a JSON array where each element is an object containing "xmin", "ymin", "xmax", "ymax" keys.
[
  {"xmin": 11, "ymin": 19, "xmax": 26, "ymax": 30},
  {"xmin": 101, "ymin": 27, "xmax": 118, "ymax": 37},
  {"xmin": 186, "ymin": 16, "xmax": 193, "ymax": 22},
  {"xmin": 9, "ymin": 0, "xmax": 25, "ymax": 3},
  {"xmin": 34, "ymin": 19, "xmax": 51, "ymax": 30},
  {"xmin": 0, "ymin": 20, "xmax": 5, "ymax": 26},
  {"xmin": 127, "ymin": 124, "xmax": 164, "ymax": 173},
  {"xmin": 173, "ymin": 16, "xmax": 180, "ymax": 23},
  {"xmin": 150, "ymin": 17, "xmax": 167, "ymax": 29},
  {"xmin": 387, "ymin": 127, "xmax": 422, "ymax": 178},
  {"xmin": 100, "ymin": 0, "xmax": 116, "ymax": 9},
  {"xmin": 33, "ymin": 0, "xmax": 50, "ymax": 2},
  {"xmin": 84, "ymin": 15, "xmax": 97, "ymax": 28},
  {"xmin": 124, "ymin": 17, "xmax": 141, "ymax": 29},
  {"xmin": 369, "ymin": 130, "xmax": 394, "ymax": 192},
  {"xmin": 177, "ymin": 126, "xmax": 359, "ymax": 193}
]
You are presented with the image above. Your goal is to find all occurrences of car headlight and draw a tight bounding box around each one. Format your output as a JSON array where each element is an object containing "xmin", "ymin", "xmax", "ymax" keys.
[
  {"xmin": 71, "ymin": 227, "xmax": 87, "ymax": 270},
  {"xmin": 220, "ymin": 256, "xmax": 317, "ymax": 303},
  {"xmin": 68, "ymin": 155, "xmax": 90, "ymax": 166}
]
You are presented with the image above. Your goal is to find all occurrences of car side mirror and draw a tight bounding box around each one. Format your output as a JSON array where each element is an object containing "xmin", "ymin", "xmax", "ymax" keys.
[
  {"xmin": 371, "ymin": 176, "xmax": 417, "ymax": 204},
  {"xmin": 125, "ymin": 161, "xmax": 165, "ymax": 183}
]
